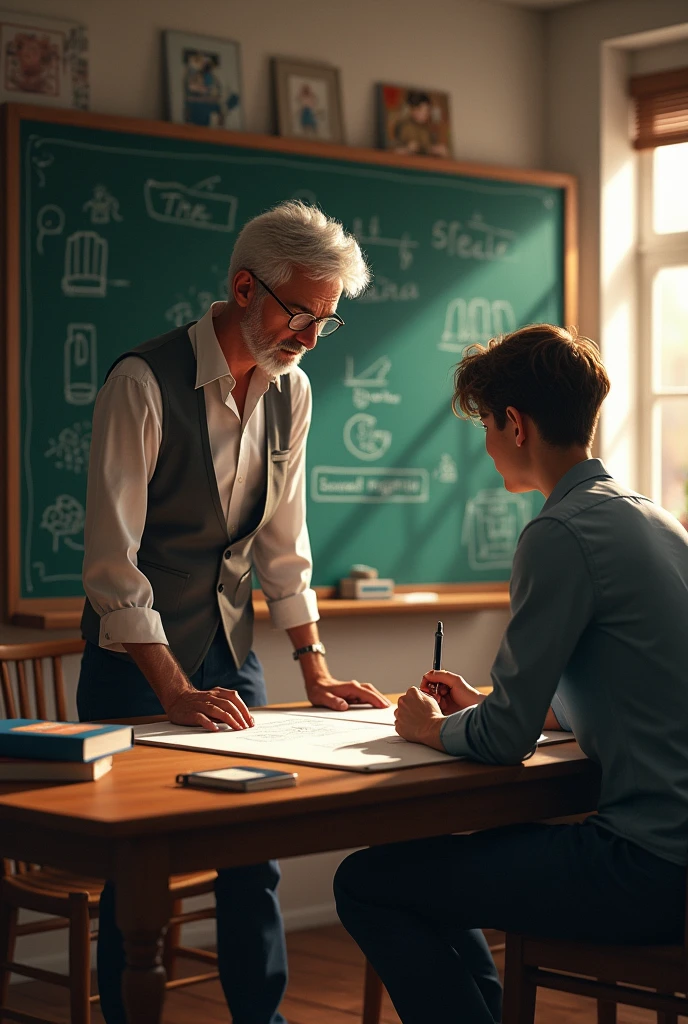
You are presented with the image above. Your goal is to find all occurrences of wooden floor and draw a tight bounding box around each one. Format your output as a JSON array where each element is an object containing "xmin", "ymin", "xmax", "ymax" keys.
[{"xmin": 4, "ymin": 924, "xmax": 670, "ymax": 1023}]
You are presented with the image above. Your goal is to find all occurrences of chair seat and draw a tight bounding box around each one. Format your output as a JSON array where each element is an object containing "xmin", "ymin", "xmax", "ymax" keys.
[
  {"xmin": 3, "ymin": 868, "xmax": 104, "ymax": 904},
  {"xmin": 522, "ymin": 935, "xmax": 688, "ymax": 992},
  {"xmin": 4, "ymin": 868, "xmax": 217, "ymax": 907}
]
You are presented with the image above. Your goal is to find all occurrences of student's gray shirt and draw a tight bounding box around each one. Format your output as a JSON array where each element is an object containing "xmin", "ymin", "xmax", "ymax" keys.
[{"xmin": 440, "ymin": 459, "xmax": 688, "ymax": 866}]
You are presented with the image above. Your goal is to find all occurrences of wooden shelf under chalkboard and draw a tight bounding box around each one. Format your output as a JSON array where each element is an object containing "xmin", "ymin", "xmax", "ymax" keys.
[{"xmin": 10, "ymin": 584, "xmax": 509, "ymax": 629}]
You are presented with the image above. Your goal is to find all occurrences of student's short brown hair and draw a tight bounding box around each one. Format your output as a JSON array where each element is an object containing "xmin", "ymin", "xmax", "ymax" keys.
[{"xmin": 452, "ymin": 324, "xmax": 610, "ymax": 448}]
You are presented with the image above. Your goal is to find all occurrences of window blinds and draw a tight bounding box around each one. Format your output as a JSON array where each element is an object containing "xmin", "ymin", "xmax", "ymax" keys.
[{"xmin": 630, "ymin": 67, "xmax": 688, "ymax": 150}]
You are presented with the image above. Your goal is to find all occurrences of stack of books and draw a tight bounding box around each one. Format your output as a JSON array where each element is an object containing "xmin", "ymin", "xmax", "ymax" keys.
[{"xmin": 0, "ymin": 720, "xmax": 134, "ymax": 782}]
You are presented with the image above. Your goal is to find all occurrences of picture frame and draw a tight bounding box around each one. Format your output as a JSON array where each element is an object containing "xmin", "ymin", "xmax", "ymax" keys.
[
  {"xmin": 376, "ymin": 83, "xmax": 452, "ymax": 158},
  {"xmin": 163, "ymin": 30, "xmax": 244, "ymax": 131},
  {"xmin": 0, "ymin": 9, "xmax": 88, "ymax": 109},
  {"xmin": 271, "ymin": 57, "xmax": 344, "ymax": 144}
]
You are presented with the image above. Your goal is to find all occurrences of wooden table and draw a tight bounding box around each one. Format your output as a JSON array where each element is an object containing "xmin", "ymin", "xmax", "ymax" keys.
[{"xmin": 0, "ymin": 715, "xmax": 600, "ymax": 1023}]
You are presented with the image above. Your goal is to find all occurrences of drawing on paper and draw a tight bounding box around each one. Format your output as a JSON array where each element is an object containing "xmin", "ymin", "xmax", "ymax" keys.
[
  {"xmin": 439, "ymin": 297, "xmax": 516, "ymax": 353},
  {"xmin": 64, "ymin": 323, "xmax": 97, "ymax": 404},
  {"xmin": 36, "ymin": 203, "xmax": 65, "ymax": 254},
  {"xmin": 144, "ymin": 178, "xmax": 238, "ymax": 232},
  {"xmin": 312, "ymin": 466, "xmax": 429, "ymax": 503},
  {"xmin": 433, "ymin": 453, "xmax": 458, "ymax": 484},
  {"xmin": 62, "ymin": 232, "xmax": 108, "ymax": 296},
  {"xmin": 352, "ymin": 216, "xmax": 418, "ymax": 271},
  {"xmin": 44, "ymin": 421, "xmax": 91, "ymax": 474},
  {"xmin": 343, "ymin": 413, "xmax": 393, "ymax": 462},
  {"xmin": 462, "ymin": 489, "xmax": 531, "ymax": 570},
  {"xmin": 82, "ymin": 184, "xmax": 122, "ymax": 224},
  {"xmin": 40, "ymin": 494, "xmax": 85, "ymax": 553}
]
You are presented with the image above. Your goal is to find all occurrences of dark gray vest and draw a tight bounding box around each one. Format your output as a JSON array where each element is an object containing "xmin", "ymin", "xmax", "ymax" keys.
[{"xmin": 81, "ymin": 323, "xmax": 293, "ymax": 675}]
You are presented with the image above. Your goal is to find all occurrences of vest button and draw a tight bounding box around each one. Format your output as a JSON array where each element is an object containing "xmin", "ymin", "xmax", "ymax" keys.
[
  {"xmin": 224, "ymin": 550, "xmax": 231, "ymax": 560},
  {"xmin": 217, "ymin": 583, "xmax": 224, "ymax": 593}
]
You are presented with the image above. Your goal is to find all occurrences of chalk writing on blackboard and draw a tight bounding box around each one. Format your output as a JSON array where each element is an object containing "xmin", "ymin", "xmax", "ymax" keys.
[
  {"xmin": 64, "ymin": 323, "xmax": 97, "ymax": 405},
  {"xmin": 462, "ymin": 490, "xmax": 532, "ymax": 570},
  {"xmin": 439, "ymin": 297, "xmax": 516, "ymax": 353},
  {"xmin": 343, "ymin": 413, "xmax": 393, "ymax": 462},
  {"xmin": 144, "ymin": 179, "xmax": 238, "ymax": 232},
  {"xmin": 356, "ymin": 276, "xmax": 419, "ymax": 303},
  {"xmin": 352, "ymin": 216, "xmax": 418, "ymax": 270},
  {"xmin": 83, "ymin": 184, "xmax": 122, "ymax": 224},
  {"xmin": 62, "ymin": 231, "xmax": 108, "ymax": 297},
  {"xmin": 431, "ymin": 213, "xmax": 517, "ymax": 262},
  {"xmin": 311, "ymin": 467, "xmax": 429, "ymax": 504},
  {"xmin": 344, "ymin": 356, "xmax": 391, "ymax": 388},
  {"xmin": 36, "ymin": 203, "xmax": 65, "ymax": 255},
  {"xmin": 44, "ymin": 422, "xmax": 91, "ymax": 474},
  {"xmin": 39, "ymin": 495, "xmax": 85, "ymax": 554},
  {"xmin": 433, "ymin": 454, "xmax": 458, "ymax": 484}
]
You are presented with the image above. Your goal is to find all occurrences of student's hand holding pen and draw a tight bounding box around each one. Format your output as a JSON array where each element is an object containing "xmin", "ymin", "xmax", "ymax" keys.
[{"xmin": 421, "ymin": 671, "xmax": 485, "ymax": 716}]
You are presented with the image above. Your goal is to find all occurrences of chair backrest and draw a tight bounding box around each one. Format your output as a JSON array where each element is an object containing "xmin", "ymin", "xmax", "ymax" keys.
[
  {"xmin": 0, "ymin": 638, "xmax": 85, "ymax": 721},
  {"xmin": 0, "ymin": 638, "xmax": 85, "ymax": 879}
]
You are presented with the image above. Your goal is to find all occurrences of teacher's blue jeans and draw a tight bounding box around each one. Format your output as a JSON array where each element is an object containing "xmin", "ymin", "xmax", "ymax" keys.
[
  {"xmin": 334, "ymin": 820, "xmax": 685, "ymax": 1024},
  {"xmin": 77, "ymin": 629, "xmax": 288, "ymax": 1024}
]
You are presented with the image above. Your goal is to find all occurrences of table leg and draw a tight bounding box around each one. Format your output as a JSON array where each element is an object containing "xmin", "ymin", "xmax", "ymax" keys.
[{"xmin": 114, "ymin": 838, "xmax": 171, "ymax": 1024}]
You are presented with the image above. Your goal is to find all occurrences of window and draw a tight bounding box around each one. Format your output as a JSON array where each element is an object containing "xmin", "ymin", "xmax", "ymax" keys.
[{"xmin": 638, "ymin": 141, "xmax": 688, "ymax": 526}]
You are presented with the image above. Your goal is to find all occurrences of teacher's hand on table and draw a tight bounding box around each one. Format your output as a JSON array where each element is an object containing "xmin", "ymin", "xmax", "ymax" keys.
[
  {"xmin": 305, "ymin": 677, "xmax": 391, "ymax": 712},
  {"xmin": 166, "ymin": 686, "xmax": 255, "ymax": 732},
  {"xmin": 394, "ymin": 687, "xmax": 446, "ymax": 749},
  {"xmin": 421, "ymin": 670, "xmax": 485, "ymax": 716}
]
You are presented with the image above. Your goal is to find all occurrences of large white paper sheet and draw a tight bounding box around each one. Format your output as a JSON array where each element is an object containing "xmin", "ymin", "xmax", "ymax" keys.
[{"xmin": 134, "ymin": 709, "xmax": 461, "ymax": 772}]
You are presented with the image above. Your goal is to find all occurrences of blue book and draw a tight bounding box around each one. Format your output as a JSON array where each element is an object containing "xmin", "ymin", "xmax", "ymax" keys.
[{"xmin": 0, "ymin": 720, "xmax": 133, "ymax": 763}]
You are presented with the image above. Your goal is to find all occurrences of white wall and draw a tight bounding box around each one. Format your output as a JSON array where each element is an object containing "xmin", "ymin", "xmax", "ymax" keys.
[
  {"xmin": 544, "ymin": 0, "xmax": 688, "ymax": 490},
  {"xmin": 543, "ymin": 0, "xmax": 688, "ymax": 340},
  {"xmin": 3, "ymin": 0, "xmax": 533, "ymax": 979}
]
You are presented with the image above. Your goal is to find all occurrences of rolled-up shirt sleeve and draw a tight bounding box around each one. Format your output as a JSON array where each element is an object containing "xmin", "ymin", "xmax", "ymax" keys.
[
  {"xmin": 440, "ymin": 516, "xmax": 595, "ymax": 763},
  {"xmin": 82, "ymin": 360, "xmax": 169, "ymax": 651},
  {"xmin": 251, "ymin": 369, "xmax": 319, "ymax": 630}
]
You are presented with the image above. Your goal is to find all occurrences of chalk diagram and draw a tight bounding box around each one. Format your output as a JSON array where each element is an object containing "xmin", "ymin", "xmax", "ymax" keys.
[
  {"xmin": 433, "ymin": 453, "xmax": 458, "ymax": 484},
  {"xmin": 352, "ymin": 216, "xmax": 418, "ymax": 271},
  {"xmin": 462, "ymin": 489, "xmax": 531, "ymax": 570},
  {"xmin": 62, "ymin": 232, "xmax": 108, "ymax": 297},
  {"xmin": 44, "ymin": 422, "xmax": 91, "ymax": 474},
  {"xmin": 64, "ymin": 323, "xmax": 97, "ymax": 405},
  {"xmin": 144, "ymin": 176, "xmax": 238, "ymax": 232},
  {"xmin": 36, "ymin": 204, "xmax": 65, "ymax": 255},
  {"xmin": 439, "ymin": 297, "xmax": 516, "ymax": 352},
  {"xmin": 343, "ymin": 356, "xmax": 391, "ymax": 389},
  {"xmin": 83, "ymin": 185, "xmax": 122, "ymax": 224},
  {"xmin": 343, "ymin": 413, "xmax": 393, "ymax": 462},
  {"xmin": 40, "ymin": 495, "xmax": 85, "ymax": 553}
]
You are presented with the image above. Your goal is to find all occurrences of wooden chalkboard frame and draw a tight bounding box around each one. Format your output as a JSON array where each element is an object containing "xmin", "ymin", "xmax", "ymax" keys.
[{"xmin": 1, "ymin": 102, "xmax": 577, "ymax": 629}]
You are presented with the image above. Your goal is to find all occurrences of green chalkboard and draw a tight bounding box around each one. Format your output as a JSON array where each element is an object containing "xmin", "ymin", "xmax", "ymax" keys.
[{"xmin": 4, "ymin": 105, "xmax": 574, "ymax": 617}]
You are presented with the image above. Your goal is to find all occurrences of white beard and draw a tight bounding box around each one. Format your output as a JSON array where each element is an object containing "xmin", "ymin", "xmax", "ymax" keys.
[{"xmin": 240, "ymin": 300, "xmax": 308, "ymax": 377}]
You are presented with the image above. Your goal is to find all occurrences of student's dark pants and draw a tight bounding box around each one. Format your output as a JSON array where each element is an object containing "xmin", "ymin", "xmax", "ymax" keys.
[
  {"xmin": 77, "ymin": 629, "xmax": 288, "ymax": 1024},
  {"xmin": 334, "ymin": 820, "xmax": 686, "ymax": 1024}
]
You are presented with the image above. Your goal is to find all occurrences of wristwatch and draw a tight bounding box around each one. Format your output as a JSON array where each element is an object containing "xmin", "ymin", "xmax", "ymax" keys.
[{"xmin": 292, "ymin": 642, "xmax": 327, "ymax": 660}]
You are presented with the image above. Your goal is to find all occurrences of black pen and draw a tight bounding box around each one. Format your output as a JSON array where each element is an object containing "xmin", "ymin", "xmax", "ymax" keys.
[{"xmin": 426, "ymin": 620, "xmax": 443, "ymax": 696}]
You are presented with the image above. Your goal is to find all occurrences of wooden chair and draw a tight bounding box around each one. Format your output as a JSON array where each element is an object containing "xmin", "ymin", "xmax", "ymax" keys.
[
  {"xmin": 0, "ymin": 638, "xmax": 220, "ymax": 1024},
  {"xmin": 502, "ymin": 921, "xmax": 688, "ymax": 1024},
  {"xmin": 360, "ymin": 932, "xmax": 507, "ymax": 1024}
]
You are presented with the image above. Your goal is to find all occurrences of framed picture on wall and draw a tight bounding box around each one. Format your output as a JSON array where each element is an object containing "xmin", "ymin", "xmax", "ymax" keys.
[
  {"xmin": 0, "ymin": 10, "xmax": 88, "ymax": 109},
  {"xmin": 271, "ymin": 57, "xmax": 344, "ymax": 144},
  {"xmin": 376, "ymin": 83, "xmax": 452, "ymax": 158},
  {"xmin": 163, "ymin": 30, "xmax": 244, "ymax": 130}
]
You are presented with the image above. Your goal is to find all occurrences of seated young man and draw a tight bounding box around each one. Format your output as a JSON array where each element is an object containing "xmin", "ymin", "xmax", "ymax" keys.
[{"xmin": 334, "ymin": 324, "xmax": 688, "ymax": 1024}]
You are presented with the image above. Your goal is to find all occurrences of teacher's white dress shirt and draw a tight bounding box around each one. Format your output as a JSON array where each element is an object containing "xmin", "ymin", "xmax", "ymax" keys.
[{"xmin": 82, "ymin": 302, "xmax": 319, "ymax": 653}]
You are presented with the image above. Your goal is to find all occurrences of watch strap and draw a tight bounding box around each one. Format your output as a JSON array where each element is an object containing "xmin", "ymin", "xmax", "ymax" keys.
[{"xmin": 292, "ymin": 642, "xmax": 327, "ymax": 660}]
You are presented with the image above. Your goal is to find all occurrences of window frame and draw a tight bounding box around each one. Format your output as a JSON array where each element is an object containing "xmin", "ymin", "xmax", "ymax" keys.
[{"xmin": 637, "ymin": 147, "xmax": 688, "ymax": 508}]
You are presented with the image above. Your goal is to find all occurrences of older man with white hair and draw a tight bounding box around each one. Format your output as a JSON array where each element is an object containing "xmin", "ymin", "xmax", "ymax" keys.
[{"xmin": 77, "ymin": 201, "xmax": 390, "ymax": 1024}]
